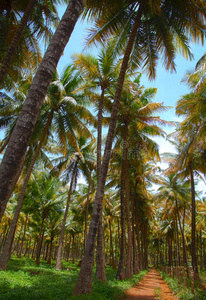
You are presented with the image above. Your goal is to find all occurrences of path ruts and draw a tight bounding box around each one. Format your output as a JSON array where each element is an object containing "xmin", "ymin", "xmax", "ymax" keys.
[{"xmin": 124, "ymin": 268, "xmax": 177, "ymax": 300}]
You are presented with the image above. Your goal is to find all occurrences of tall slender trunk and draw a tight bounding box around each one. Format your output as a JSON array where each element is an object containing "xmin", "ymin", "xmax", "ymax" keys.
[
  {"xmin": 109, "ymin": 219, "xmax": 114, "ymax": 267},
  {"xmin": 144, "ymin": 225, "xmax": 148, "ymax": 269},
  {"xmin": 175, "ymin": 216, "xmax": 180, "ymax": 267},
  {"xmin": 116, "ymin": 155, "xmax": 126, "ymax": 280},
  {"xmin": 200, "ymin": 230, "xmax": 203, "ymax": 270},
  {"xmin": 0, "ymin": 111, "xmax": 53, "ymax": 270},
  {"xmin": 84, "ymin": 182, "xmax": 90, "ymax": 252},
  {"xmin": 203, "ymin": 240, "xmax": 206, "ymax": 270},
  {"xmin": 73, "ymin": 6, "xmax": 144, "ymax": 295},
  {"xmin": 32, "ymin": 238, "xmax": 37, "ymax": 260},
  {"xmin": 0, "ymin": 0, "xmax": 36, "ymax": 86},
  {"xmin": 36, "ymin": 220, "xmax": 45, "ymax": 265},
  {"xmin": 132, "ymin": 188, "xmax": 139, "ymax": 274},
  {"xmin": 0, "ymin": 0, "xmax": 84, "ymax": 222},
  {"xmin": 135, "ymin": 197, "xmax": 142, "ymax": 270},
  {"xmin": 189, "ymin": 164, "xmax": 199, "ymax": 279},
  {"xmin": 56, "ymin": 161, "xmax": 77, "ymax": 271},
  {"xmin": 95, "ymin": 217, "xmax": 107, "ymax": 281},
  {"xmin": 168, "ymin": 236, "xmax": 173, "ymax": 267},
  {"xmin": 14, "ymin": 225, "xmax": 23, "ymax": 256},
  {"xmin": 95, "ymin": 87, "xmax": 107, "ymax": 281},
  {"xmin": 97, "ymin": 87, "xmax": 104, "ymax": 178},
  {"xmin": 124, "ymin": 124, "xmax": 133, "ymax": 278},
  {"xmin": 47, "ymin": 231, "xmax": 54, "ymax": 265},
  {"xmin": 18, "ymin": 214, "xmax": 28, "ymax": 258}
]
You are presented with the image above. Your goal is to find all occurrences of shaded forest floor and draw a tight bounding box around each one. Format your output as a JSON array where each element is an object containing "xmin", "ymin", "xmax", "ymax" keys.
[
  {"xmin": 0, "ymin": 256, "xmax": 206, "ymax": 299},
  {"xmin": 0, "ymin": 256, "xmax": 147, "ymax": 300}
]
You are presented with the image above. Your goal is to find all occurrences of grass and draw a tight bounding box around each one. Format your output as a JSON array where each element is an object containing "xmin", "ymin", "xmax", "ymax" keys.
[
  {"xmin": 0, "ymin": 256, "xmax": 148, "ymax": 300},
  {"xmin": 158, "ymin": 268, "xmax": 206, "ymax": 300}
]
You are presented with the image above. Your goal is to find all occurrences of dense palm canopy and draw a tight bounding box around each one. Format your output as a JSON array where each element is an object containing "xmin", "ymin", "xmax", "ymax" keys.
[{"xmin": 0, "ymin": 0, "xmax": 63, "ymax": 90}]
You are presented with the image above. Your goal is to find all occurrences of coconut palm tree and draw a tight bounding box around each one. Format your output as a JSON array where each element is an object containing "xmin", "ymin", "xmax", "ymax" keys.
[
  {"xmin": 114, "ymin": 75, "xmax": 169, "ymax": 279},
  {"xmin": 75, "ymin": 178, "xmax": 96, "ymax": 253},
  {"xmin": 73, "ymin": 42, "xmax": 120, "ymax": 281},
  {"xmin": 45, "ymin": 205, "xmax": 64, "ymax": 265}
]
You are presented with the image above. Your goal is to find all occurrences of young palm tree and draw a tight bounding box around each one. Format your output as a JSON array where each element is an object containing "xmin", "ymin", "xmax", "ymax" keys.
[
  {"xmin": 0, "ymin": 169, "xmax": 64, "ymax": 269},
  {"xmin": 45, "ymin": 205, "xmax": 64, "ymax": 265}
]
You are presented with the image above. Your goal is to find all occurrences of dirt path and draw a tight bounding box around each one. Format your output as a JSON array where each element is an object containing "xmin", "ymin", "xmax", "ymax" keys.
[{"xmin": 124, "ymin": 268, "xmax": 177, "ymax": 300}]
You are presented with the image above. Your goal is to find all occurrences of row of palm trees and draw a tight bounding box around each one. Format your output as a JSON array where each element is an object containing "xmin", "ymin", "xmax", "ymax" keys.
[
  {"xmin": 1, "ymin": 53, "xmax": 206, "ymax": 275},
  {"xmin": 0, "ymin": 0, "xmax": 206, "ymax": 295},
  {"xmin": 0, "ymin": 150, "xmax": 205, "ymax": 274}
]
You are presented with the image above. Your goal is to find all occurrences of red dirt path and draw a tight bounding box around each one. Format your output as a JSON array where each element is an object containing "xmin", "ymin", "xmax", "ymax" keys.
[{"xmin": 124, "ymin": 268, "xmax": 178, "ymax": 300}]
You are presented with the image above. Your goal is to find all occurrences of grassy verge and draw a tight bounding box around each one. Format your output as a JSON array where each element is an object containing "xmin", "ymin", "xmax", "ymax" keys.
[
  {"xmin": 158, "ymin": 268, "xmax": 206, "ymax": 300},
  {"xmin": 0, "ymin": 256, "xmax": 147, "ymax": 300}
]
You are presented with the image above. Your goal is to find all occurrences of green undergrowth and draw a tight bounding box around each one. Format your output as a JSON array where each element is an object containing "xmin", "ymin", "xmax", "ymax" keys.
[
  {"xmin": 0, "ymin": 256, "xmax": 148, "ymax": 300},
  {"xmin": 158, "ymin": 268, "xmax": 206, "ymax": 300}
]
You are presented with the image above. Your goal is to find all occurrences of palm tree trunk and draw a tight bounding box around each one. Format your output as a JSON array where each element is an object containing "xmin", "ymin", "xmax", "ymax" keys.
[
  {"xmin": 0, "ymin": 0, "xmax": 84, "ymax": 222},
  {"xmin": 124, "ymin": 125, "xmax": 133, "ymax": 278},
  {"xmin": 56, "ymin": 161, "xmax": 78, "ymax": 271},
  {"xmin": 109, "ymin": 219, "xmax": 114, "ymax": 267},
  {"xmin": 132, "ymin": 188, "xmax": 139, "ymax": 274},
  {"xmin": 97, "ymin": 87, "xmax": 104, "ymax": 178},
  {"xmin": 175, "ymin": 216, "xmax": 180, "ymax": 267},
  {"xmin": 189, "ymin": 164, "xmax": 199, "ymax": 280},
  {"xmin": 18, "ymin": 214, "xmax": 28, "ymax": 258},
  {"xmin": 116, "ymin": 155, "xmax": 126, "ymax": 280},
  {"xmin": 47, "ymin": 232, "xmax": 54, "ymax": 265},
  {"xmin": 84, "ymin": 181, "xmax": 90, "ymax": 252},
  {"xmin": 0, "ymin": 111, "xmax": 53, "ymax": 270},
  {"xmin": 36, "ymin": 220, "xmax": 45, "ymax": 265},
  {"xmin": 0, "ymin": 0, "xmax": 36, "ymax": 87},
  {"xmin": 95, "ymin": 87, "xmax": 107, "ymax": 281},
  {"xmin": 73, "ymin": 6, "xmax": 144, "ymax": 295},
  {"xmin": 135, "ymin": 201, "xmax": 142, "ymax": 270},
  {"xmin": 95, "ymin": 216, "xmax": 107, "ymax": 281}
]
